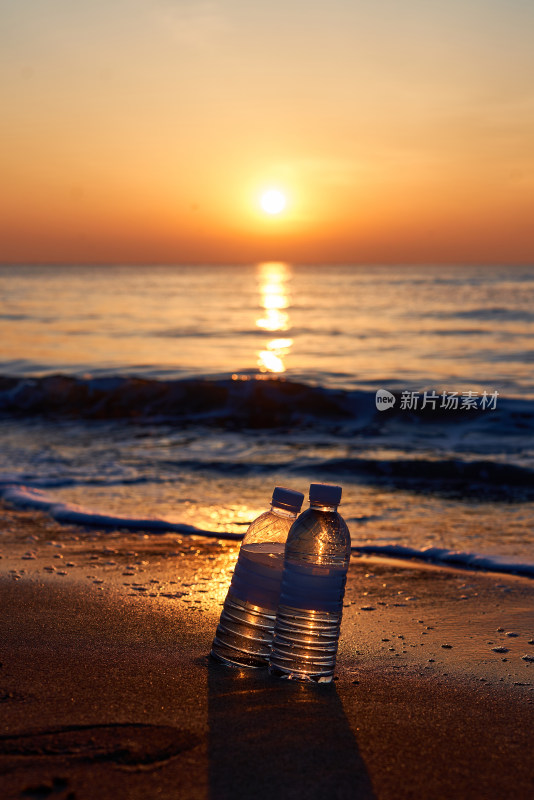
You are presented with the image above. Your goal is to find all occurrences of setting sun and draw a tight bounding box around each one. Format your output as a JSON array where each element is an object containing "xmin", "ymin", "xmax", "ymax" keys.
[
  {"xmin": 1, "ymin": 2, "xmax": 533, "ymax": 265},
  {"xmin": 260, "ymin": 189, "xmax": 287, "ymax": 215}
]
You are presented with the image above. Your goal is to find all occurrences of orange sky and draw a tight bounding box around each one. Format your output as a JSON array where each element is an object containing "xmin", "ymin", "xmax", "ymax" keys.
[{"xmin": 1, "ymin": 0, "xmax": 533, "ymax": 264}]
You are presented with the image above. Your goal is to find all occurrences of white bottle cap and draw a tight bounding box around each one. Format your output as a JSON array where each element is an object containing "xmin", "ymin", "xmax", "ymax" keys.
[
  {"xmin": 272, "ymin": 487, "xmax": 304, "ymax": 513},
  {"xmin": 309, "ymin": 483, "xmax": 342, "ymax": 506}
]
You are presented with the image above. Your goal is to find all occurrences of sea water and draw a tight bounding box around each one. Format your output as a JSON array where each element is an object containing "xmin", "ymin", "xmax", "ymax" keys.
[{"xmin": 0, "ymin": 264, "xmax": 533, "ymax": 573}]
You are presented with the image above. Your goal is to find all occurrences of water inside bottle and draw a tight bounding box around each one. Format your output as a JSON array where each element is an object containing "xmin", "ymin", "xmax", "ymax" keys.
[
  {"xmin": 210, "ymin": 541, "xmax": 286, "ymax": 668},
  {"xmin": 278, "ymin": 558, "xmax": 347, "ymax": 613},
  {"xmin": 229, "ymin": 542, "xmax": 285, "ymax": 610}
]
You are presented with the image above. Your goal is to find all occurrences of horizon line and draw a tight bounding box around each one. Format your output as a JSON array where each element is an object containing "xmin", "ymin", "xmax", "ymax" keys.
[{"xmin": 1, "ymin": 261, "xmax": 534, "ymax": 269}]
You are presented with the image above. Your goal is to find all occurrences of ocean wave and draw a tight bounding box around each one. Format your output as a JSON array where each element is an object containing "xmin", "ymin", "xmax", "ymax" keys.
[
  {"xmin": 1, "ymin": 484, "xmax": 532, "ymax": 578},
  {"xmin": 164, "ymin": 457, "xmax": 534, "ymax": 500},
  {"xmin": 0, "ymin": 472, "xmax": 171, "ymax": 490},
  {"xmin": 75, "ymin": 455, "xmax": 534, "ymax": 499},
  {"xmin": 431, "ymin": 307, "xmax": 534, "ymax": 322},
  {"xmin": 0, "ymin": 374, "xmax": 353, "ymax": 426},
  {"xmin": 291, "ymin": 457, "xmax": 534, "ymax": 500},
  {"xmin": 2, "ymin": 448, "xmax": 533, "ymax": 500},
  {"xmin": 1, "ymin": 373, "xmax": 533, "ymax": 434}
]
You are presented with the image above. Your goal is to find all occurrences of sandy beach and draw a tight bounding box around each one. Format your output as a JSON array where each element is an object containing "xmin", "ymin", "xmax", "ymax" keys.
[{"xmin": 1, "ymin": 502, "xmax": 533, "ymax": 800}]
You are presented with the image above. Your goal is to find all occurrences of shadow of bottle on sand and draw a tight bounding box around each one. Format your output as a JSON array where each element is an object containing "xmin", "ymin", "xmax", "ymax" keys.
[{"xmin": 208, "ymin": 661, "xmax": 375, "ymax": 800}]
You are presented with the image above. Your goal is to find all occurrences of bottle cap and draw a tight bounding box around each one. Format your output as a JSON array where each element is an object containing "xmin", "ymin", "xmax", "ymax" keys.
[
  {"xmin": 272, "ymin": 487, "xmax": 304, "ymax": 513},
  {"xmin": 309, "ymin": 483, "xmax": 342, "ymax": 506}
]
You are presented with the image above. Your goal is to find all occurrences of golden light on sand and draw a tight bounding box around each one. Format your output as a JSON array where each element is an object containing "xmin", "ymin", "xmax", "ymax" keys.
[
  {"xmin": 256, "ymin": 263, "xmax": 293, "ymax": 373},
  {"xmin": 260, "ymin": 189, "xmax": 286, "ymax": 215}
]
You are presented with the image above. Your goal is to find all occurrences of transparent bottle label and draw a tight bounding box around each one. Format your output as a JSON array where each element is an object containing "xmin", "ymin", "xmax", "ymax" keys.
[
  {"xmin": 279, "ymin": 559, "xmax": 347, "ymax": 613},
  {"xmin": 228, "ymin": 542, "xmax": 285, "ymax": 611}
]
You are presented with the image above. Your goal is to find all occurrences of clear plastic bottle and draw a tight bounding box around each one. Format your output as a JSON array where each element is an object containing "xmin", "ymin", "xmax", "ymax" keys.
[
  {"xmin": 269, "ymin": 483, "xmax": 351, "ymax": 683},
  {"xmin": 210, "ymin": 486, "xmax": 304, "ymax": 669}
]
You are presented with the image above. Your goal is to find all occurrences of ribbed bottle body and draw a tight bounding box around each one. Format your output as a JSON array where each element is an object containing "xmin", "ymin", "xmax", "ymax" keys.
[
  {"xmin": 269, "ymin": 506, "xmax": 351, "ymax": 683},
  {"xmin": 210, "ymin": 509, "xmax": 295, "ymax": 668}
]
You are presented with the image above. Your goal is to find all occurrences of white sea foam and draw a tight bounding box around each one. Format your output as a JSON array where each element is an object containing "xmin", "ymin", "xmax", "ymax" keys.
[
  {"xmin": 354, "ymin": 543, "xmax": 534, "ymax": 578},
  {"xmin": 0, "ymin": 483, "xmax": 237, "ymax": 539}
]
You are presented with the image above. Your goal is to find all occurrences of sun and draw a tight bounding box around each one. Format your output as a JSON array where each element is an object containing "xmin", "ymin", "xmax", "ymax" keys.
[{"xmin": 260, "ymin": 189, "xmax": 286, "ymax": 215}]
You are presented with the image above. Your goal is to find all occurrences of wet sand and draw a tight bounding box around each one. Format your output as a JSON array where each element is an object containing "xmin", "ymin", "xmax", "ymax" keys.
[{"xmin": 1, "ymin": 503, "xmax": 533, "ymax": 800}]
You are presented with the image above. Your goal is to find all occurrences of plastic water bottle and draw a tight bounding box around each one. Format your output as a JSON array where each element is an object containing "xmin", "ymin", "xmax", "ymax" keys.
[
  {"xmin": 269, "ymin": 483, "xmax": 351, "ymax": 683},
  {"xmin": 210, "ymin": 486, "xmax": 304, "ymax": 669}
]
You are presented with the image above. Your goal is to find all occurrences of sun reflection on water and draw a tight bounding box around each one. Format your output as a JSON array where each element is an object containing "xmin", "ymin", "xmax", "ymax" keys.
[{"xmin": 256, "ymin": 262, "xmax": 293, "ymax": 373}]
